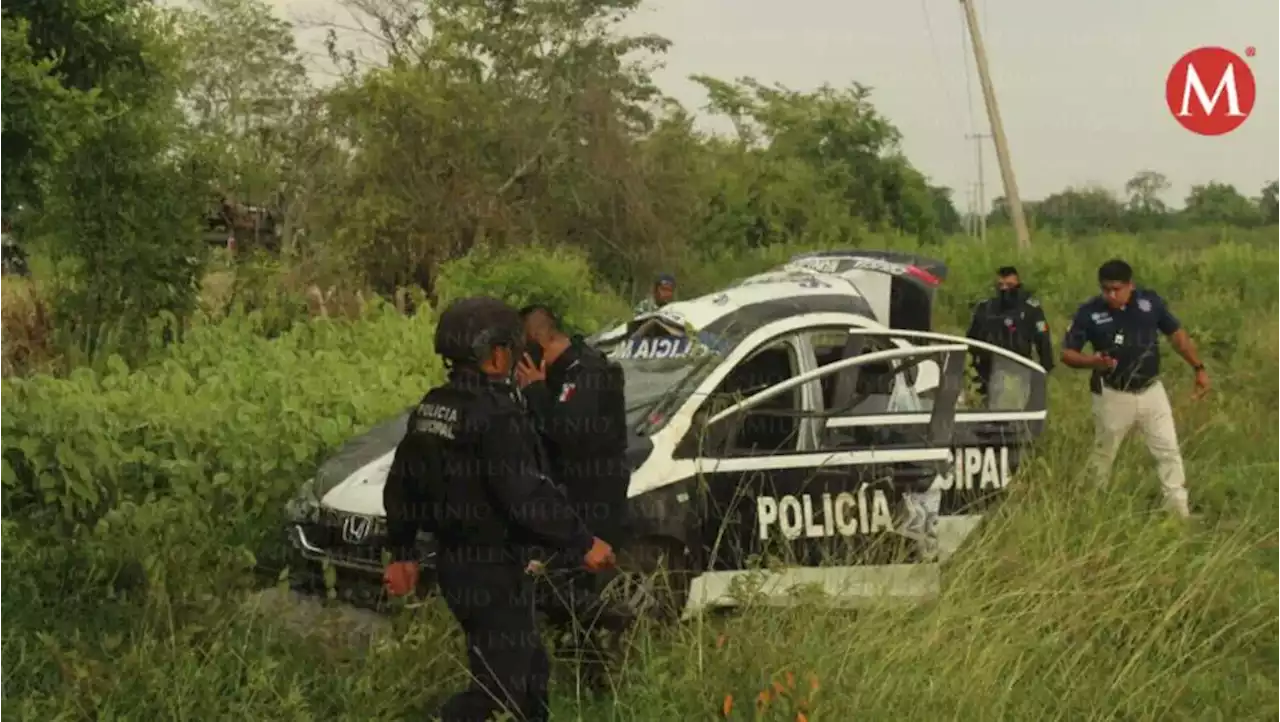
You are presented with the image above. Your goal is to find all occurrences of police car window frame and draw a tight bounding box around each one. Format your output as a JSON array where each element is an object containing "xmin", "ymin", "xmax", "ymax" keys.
[
  {"xmin": 666, "ymin": 314, "xmax": 934, "ymax": 459},
  {"xmin": 821, "ymin": 329, "xmax": 1048, "ymax": 430},
  {"xmin": 689, "ymin": 337, "xmax": 810, "ymax": 458},
  {"xmin": 699, "ymin": 343, "xmax": 967, "ymax": 460},
  {"xmin": 805, "ymin": 329, "xmax": 923, "ymax": 414},
  {"xmin": 647, "ymin": 310, "xmax": 983, "ymax": 435},
  {"xmin": 804, "ymin": 326, "xmax": 1047, "ymax": 420}
]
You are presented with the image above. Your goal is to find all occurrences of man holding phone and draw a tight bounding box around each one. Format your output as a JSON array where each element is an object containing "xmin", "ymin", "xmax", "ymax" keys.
[
  {"xmin": 1061, "ymin": 259, "xmax": 1210, "ymax": 519},
  {"xmin": 516, "ymin": 304, "xmax": 631, "ymax": 691}
]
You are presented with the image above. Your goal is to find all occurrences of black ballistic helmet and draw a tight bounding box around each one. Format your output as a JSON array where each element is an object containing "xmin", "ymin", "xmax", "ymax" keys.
[{"xmin": 434, "ymin": 296, "xmax": 524, "ymax": 364}]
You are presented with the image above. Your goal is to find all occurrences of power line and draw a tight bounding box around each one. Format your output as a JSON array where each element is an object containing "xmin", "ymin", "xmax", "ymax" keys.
[{"xmin": 919, "ymin": 0, "xmax": 964, "ymax": 136}]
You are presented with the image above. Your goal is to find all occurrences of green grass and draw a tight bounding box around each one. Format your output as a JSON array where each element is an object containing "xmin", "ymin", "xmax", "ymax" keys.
[{"xmin": 3, "ymin": 231, "xmax": 1278, "ymax": 721}]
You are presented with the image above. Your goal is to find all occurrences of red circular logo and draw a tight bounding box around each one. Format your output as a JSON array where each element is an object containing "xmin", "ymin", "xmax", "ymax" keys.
[{"xmin": 1165, "ymin": 47, "xmax": 1256, "ymax": 136}]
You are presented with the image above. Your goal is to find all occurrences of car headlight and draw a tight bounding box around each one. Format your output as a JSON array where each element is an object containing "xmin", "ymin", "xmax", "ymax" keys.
[{"xmin": 285, "ymin": 477, "xmax": 321, "ymax": 523}]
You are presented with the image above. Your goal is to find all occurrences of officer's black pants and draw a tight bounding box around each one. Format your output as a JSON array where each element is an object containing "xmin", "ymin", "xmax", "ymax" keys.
[
  {"xmin": 536, "ymin": 566, "xmax": 630, "ymax": 689},
  {"xmin": 436, "ymin": 559, "xmax": 549, "ymax": 722}
]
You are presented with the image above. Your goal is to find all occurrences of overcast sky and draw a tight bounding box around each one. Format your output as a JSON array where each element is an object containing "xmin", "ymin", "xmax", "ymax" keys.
[{"xmin": 268, "ymin": 0, "xmax": 1279, "ymax": 210}]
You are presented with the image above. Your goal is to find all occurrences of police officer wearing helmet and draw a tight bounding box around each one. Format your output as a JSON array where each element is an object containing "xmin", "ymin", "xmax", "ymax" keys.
[
  {"xmin": 382, "ymin": 296, "xmax": 616, "ymax": 722},
  {"xmin": 515, "ymin": 304, "xmax": 631, "ymax": 690},
  {"xmin": 965, "ymin": 266, "xmax": 1054, "ymax": 406}
]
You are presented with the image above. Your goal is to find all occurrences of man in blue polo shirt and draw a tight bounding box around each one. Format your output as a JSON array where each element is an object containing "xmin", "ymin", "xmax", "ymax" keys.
[{"xmin": 1061, "ymin": 259, "xmax": 1210, "ymax": 518}]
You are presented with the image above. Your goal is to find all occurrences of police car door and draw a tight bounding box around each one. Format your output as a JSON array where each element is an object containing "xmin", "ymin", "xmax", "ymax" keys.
[
  {"xmin": 812, "ymin": 328, "xmax": 1047, "ymax": 560},
  {"xmin": 679, "ymin": 327, "xmax": 967, "ymax": 576}
]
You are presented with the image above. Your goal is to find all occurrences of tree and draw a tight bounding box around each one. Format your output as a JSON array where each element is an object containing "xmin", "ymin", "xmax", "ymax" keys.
[
  {"xmin": 1259, "ymin": 181, "xmax": 1278, "ymax": 225},
  {"xmin": 1005, "ymin": 186, "xmax": 1125, "ymax": 237},
  {"xmin": 928, "ymin": 186, "xmax": 963, "ymax": 235},
  {"xmin": 1182, "ymin": 182, "xmax": 1263, "ymax": 228},
  {"xmin": 1, "ymin": 17, "xmax": 87, "ymax": 219},
  {"xmin": 1123, "ymin": 170, "xmax": 1171, "ymax": 231},
  {"xmin": 1, "ymin": 0, "xmax": 160, "ymax": 217},
  {"xmin": 690, "ymin": 76, "xmax": 943, "ymax": 241},
  {"xmin": 1124, "ymin": 170, "xmax": 1170, "ymax": 213},
  {"xmin": 176, "ymin": 0, "xmax": 312, "ymax": 253},
  {"xmin": 310, "ymin": 0, "xmax": 678, "ymax": 294},
  {"xmin": 3, "ymin": 0, "xmax": 209, "ymax": 359}
]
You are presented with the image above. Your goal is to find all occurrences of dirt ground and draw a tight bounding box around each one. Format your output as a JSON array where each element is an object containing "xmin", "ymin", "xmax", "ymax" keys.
[{"xmin": 242, "ymin": 586, "xmax": 395, "ymax": 648}]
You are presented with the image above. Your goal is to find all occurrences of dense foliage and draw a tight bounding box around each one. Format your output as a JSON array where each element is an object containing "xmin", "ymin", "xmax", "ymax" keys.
[
  {"xmin": 2, "ymin": 0, "xmax": 1275, "ymax": 368},
  {"xmin": 2, "ymin": 0, "xmax": 1277, "ymax": 719}
]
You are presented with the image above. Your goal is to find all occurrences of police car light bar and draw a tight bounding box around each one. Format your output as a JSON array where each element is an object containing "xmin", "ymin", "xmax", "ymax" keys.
[{"xmin": 905, "ymin": 264, "xmax": 941, "ymax": 287}]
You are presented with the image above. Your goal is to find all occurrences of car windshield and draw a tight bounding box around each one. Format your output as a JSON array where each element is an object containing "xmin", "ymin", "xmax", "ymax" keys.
[{"xmin": 611, "ymin": 333, "xmax": 725, "ymax": 434}]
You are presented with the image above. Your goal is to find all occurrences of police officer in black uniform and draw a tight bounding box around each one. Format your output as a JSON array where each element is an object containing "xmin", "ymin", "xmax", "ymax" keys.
[
  {"xmin": 965, "ymin": 266, "xmax": 1054, "ymax": 400},
  {"xmin": 382, "ymin": 296, "xmax": 616, "ymax": 722},
  {"xmin": 515, "ymin": 304, "xmax": 631, "ymax": 690}
]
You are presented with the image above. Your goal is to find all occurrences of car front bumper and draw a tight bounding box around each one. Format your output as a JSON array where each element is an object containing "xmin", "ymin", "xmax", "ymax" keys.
[{"xmin": 286, "ymin": 511, "xmax": 437, "ymax": 577}]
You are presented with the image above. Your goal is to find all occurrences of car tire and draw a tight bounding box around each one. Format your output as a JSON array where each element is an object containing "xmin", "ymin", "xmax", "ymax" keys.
[{"xmin": 614, "ymin": 536, "xmax": 696, "ymax": 624}]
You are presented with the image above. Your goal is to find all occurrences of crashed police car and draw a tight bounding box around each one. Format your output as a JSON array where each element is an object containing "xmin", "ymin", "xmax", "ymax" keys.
[{"xmin": 284, "ymin": 250, "xmax": 1047, "ymax": 618}]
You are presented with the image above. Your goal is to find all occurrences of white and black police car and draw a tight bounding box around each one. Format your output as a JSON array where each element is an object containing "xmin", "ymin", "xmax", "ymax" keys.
[{"xmin": 284, "ymin": 250, "xmax": 1048, "ymax": 618}]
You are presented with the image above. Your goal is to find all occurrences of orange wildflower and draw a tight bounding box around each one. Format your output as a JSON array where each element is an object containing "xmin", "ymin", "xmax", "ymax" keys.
[{"xmin": 756, "ymin": 689, "xmax": 772, "ymax": 710}]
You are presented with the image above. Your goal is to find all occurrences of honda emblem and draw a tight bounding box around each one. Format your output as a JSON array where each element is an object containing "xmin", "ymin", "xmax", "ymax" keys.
[{"xmin": 341, "ymin": 514, "xmax": 374, "ymax": 544}]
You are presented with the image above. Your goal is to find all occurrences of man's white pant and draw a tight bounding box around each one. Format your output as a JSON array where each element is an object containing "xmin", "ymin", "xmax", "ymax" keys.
[{"xmin": 1089, "ymin": 381, "xmax": 1190, "ymax": 516}]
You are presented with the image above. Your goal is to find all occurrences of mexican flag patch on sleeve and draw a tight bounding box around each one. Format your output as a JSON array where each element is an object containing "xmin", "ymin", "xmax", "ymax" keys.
[{"xmin": 558, "ymin": 383, "xmax": 577, "ymax": 403}]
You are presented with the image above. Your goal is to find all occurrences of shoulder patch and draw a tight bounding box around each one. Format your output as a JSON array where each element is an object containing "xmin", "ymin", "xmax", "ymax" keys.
[
  {"xmin": 1025, "ymin": 297, "xmax": 1040, "ymax": 308},
  {"xmin": 1137, "ymin": 297, "xmax": 1152, "ymax": 313},
  {"xmin": 558, "ymin": 382, "xmax": 577, "ymax": 403}
]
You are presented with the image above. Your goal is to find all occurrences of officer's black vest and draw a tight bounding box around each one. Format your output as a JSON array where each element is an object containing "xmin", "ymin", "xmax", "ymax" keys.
[
  {"xmin": 416, "ymin": 370, "xmax": 548, "ymax": 553},
  {"xmin": 976, "ymin": 296, "xmax": 1036, "ymax": 358}
]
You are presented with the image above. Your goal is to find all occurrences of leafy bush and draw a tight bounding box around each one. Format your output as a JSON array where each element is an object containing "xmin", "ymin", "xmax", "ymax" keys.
[
  {"xmin": 1, "ymin": 302, "xmax": 442, "ymax": 539},
  {"xmin": 434, "ymin": 243, "xmax": 632, "ymax": 335}
]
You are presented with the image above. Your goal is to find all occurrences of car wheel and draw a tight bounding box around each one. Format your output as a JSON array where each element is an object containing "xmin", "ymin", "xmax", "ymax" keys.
[{"xmin": 612, "ymin": 537, "xmax": 696, "ymax": 624}]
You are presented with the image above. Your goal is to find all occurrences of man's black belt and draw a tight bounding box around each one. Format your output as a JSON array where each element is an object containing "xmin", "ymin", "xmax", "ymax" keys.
[{"xmin": 1102, "ymin": 377, "xmax": 1157, "ymax": 394}]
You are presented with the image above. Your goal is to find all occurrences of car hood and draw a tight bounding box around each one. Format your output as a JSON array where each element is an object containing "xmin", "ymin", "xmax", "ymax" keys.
[
  {"xmin": 313, "ymin": 410, "xmax": 411, "ymax": 515},
  {"xmin": 315, "ymin": 411, "xmax": 654, "ymax": 517}
]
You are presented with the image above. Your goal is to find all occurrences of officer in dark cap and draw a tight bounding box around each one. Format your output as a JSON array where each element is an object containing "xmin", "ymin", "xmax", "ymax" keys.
[
  {"xmin": 965, "ymin": 265, "xmax": 1054, "ymax": 405},
  {"xmin": 515, "ymin": 304, "xmax": 631, "ymax": 690},
  {"xmin": 382, "ymin": 296, "xmax": 616, "ymax": 722}
]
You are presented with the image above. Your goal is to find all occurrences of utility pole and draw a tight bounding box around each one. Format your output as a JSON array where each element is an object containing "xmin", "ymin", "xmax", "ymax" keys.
[
  {"xmin": 959, "ymin": 0, "xmax": 1031, "ymax": 250},
  {"xmin": 964, "ymin": 184, "xmax": 975, "ymax": 237},
  {"xmin": 966, "ymin": 132, "xmax": 991, "ymax": 242}
]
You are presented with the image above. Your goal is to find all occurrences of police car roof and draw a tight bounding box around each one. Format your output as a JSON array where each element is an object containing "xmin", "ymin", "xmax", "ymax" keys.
[
  {"xmin": 787, "ymin": 250, "xmax": 948, "ymax": 287},
  {"xmin": 633, "ymin": 267, "xmax": 875, "ymax": 335},
  {"xmin": 593, "ymin": 249, "xmax": 944, "ymax": 349}
]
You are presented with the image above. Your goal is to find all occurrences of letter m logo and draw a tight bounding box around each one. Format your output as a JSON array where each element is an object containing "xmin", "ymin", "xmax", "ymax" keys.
[
  {"xmin": 1165, "ymin": 47, "xmax": 1256, "ymax": 136},
  {"xmin": 1178, "ymin": 62, "xmax": 1244, "ymax": 117}
]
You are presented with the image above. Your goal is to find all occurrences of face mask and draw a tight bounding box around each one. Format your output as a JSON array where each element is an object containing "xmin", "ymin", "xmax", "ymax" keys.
[{"xmin": 997, "ymin": 287, "xmax": 1020, "ymax": 307}]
